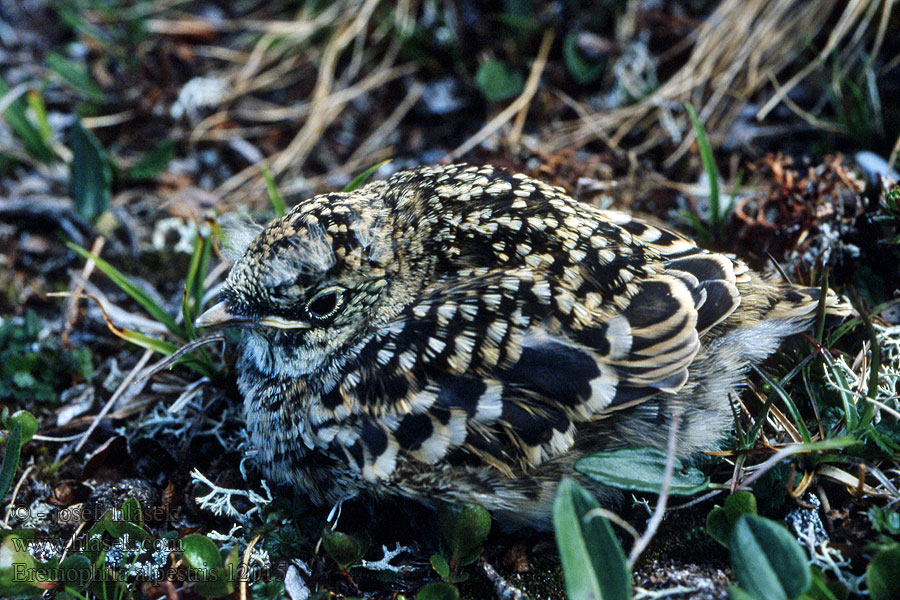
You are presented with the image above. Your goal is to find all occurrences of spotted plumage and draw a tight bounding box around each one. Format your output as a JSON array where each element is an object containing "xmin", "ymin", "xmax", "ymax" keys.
[{"xmin": 197, "ymin": 164, "xmax": 847, "ymax": 524}]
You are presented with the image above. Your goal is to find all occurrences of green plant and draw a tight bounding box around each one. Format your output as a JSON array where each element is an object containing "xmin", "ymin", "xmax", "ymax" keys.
[
  {"xmin": 66, "ymin": 229, "xmax": 218, "ymax": 378},
  {"xmin": 181, "ymin": 534, "xmax": 241, "ymax": 599},
  {"xmin": 343, "ymin": 159, "xmax": 392, "ymax": 193},
  {"xmin": 321, "ymin": 528, "xmax": 370, "ymax": 572},
  {"xmin": 68, "ymin": 121, "xmax": 112, "ymax": 225},
  {"xmin": 0, "ymin": 312, "xmax": 93, "ymax": 404},
  {"xmin": 683, "ymin": 103, "xmax": 739, "ymax": 246},
  {"xmin": 563, "ymin": 31, "xmax": 606, "ymax": 85},
  {"xmin": 552, "ymin": 478, "xmax": 630, "ymax": 600},
  {"xmin": 0, "ymin": 77, "xmax": 56, "ymax": 164},
  {"xmin": 867, "ymin": 544, "xmax": 900, "ymax": 600},
  {"xmin": 706, "ymin": 491, "xmax": 758, "ymax": 548},
  {"xmin": 575, "ymin": 446, "xmax": 710, "ymax": 496},
  {"xmin": 729, "ymin": 514, "xmax": 812, "ymax": 600},
  {"xmin": 475, "ymin": 59, "xmax": 524, "ymax": 102},
  {"xmin": 1, "ymin": 410, "xmax": 37, "ymax": 502},
  {"xmin": 429, "ymin": 502, "xmax": 491, "ymax": 584}
]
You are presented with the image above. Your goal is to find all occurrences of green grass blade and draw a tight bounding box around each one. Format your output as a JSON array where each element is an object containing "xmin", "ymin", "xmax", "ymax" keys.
[
  {"xmin": 114, "ymin": 328, "xmax": 214, "ymax": 378},
  {"xmin": 25, "ymin": 89, "xmax": 52, "ymax": 142},
  {"xmin": 67, "ymin": 242, "xmax": 185, "ymax": 338},
  {"xmin": 126, "ymin": 139, "xmax": 175, "ymax": 181},
  {"xmin": 820, "ymin": 350, "xmax": 857, "ymax": 432},
  {"xmin": 0, "ymin": 77, "xmax": 56, "ymax": 163},
  {"xmin": 262, "ymin": 166, "xmax": 286, "ymax": 217},
  {"xmin": 343, "ymin": 159, "xmax": 391, "ymax": 192},
  {"xmin": 751, "ymin": 365, "xmax": 812, "ymax": 443},
  {"xmin": 847, "ymin": 288, "xmax": 879, "ymax": 428},
  {"xmin": 0, "ymin": 420, "xmax": 23, "ymax": 501},
  {"xmin": 68, "ymin": 120, "xmax": 112, "ymax": 224},
  {"xmin": 686, "ymin": 103, "xmax": 720, "ymax": 236},
  {"xmin": 45, "ymin": 52, "xmax": 106, "ymax": 102},
  {"xmin": 182, "ymin": 231, "xmax": 206, "ymax": 338}
]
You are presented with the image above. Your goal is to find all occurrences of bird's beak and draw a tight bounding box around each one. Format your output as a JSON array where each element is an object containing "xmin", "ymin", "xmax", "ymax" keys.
[
  {"xmin": 195, "ymin": 301, "xmax": 313, "ymax": 330},
  {"xmin": 195, "ymin": 301, "xmax": 245, "ymax": 328}
]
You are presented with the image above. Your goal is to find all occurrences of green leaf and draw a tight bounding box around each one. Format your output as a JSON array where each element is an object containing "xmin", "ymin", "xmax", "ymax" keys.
[
  {"xmin": 576, "ymin": 447, "xmax": 710, "ymax": 495},
  {"xmin": 417, "ymin": 582, "xmax": 460, "ymax": 600},
  {"xmin": 45, "ymin": 52, "xmax": 105, "ymax": 102},
  {"xmin": 119, "ymin": 497, "xmax": 144, "ymax": 529},
  {"xmin": 686, "ymin": 103, "xmax": 721, "ymax": 237},
  {"xmin": 8, "ymin": 411, "xmax": 38, "ymax": 445},
  {"xmin": 730, "ymin": 515, "xmax": 811, "ymax": 600},
  {"xmin": 126, "ymin": 139, "xmax": 175, "ymax": 180},
  {"xmin": 869, "ymin": 506, "xmax": 900, "ymax": 536},
  {"xmin": 321, "ymin": 528, "xmax": 370, "ymax": 571},
  {"xmin": 66, "ymin": 242, "xmax": 185, "ymax": 337},
  {"xmin": 868, "ymin": 544, "xmax": 900, "ymax": 600},
  {"xmin": 475, "ymin": 60, "xmax": 524, "ymax": 102},
  {"xmin": 0, "ymin": 532, "xmax": 44, "ymax": 598},
  {"xmin": 430, "ymin": 554, "xmax": 450, "ymax": 579},
  {"xmin": 804, "ymin": 567, "xmax": 847, "ymax": 600},
  {"xmin": 706, "ymin": 491, "xmax": 757, "ymax": 548},
  {"xmin": 437, "ymin": 503, "xmax": 491, "ymax": 567},
  {"xmin": 182, "ymin": 534, "xmax": 233, "ymax": 598},
  {"xmin": 0, "ymin": 420, "xmax": 23, "ymax": 502},
  {"xmin": 68, "ymin": 120, "xmax": 112, "ymax": 224},
  {"xmin": 262, "ymin": 167, "xmax": 286, "ymax": 217},
  {"xmin": 25, "ymin": 90, "xmax": 51, "ymax": 143},
  {"xmin": 552, "ymin": 478, "xmax": 630, "ymax": 600},
  {"xmin": 728, "ymin": 585, "xmax": 757, "ymax": 600},
  {"xmin": 182, "ymin": 534, "xmax": 225, "ymax": 572},
  {"xmin": 343, "ymin": 159, "xmax": 391, "ymax": 193},
  {"xmin": 182, "ymin": 230, "xmax": 211, "ymax": 338},
  {"xmin": 563, "ymin": 32, "xmax": 606, "ymax": 85},
  {"xmin": 57, "ymin": 555, "xmax": 93, "ymax": 590},
  {"xmin": 0, "ymin": 77, "xmax": 56, "ymax": 163}
]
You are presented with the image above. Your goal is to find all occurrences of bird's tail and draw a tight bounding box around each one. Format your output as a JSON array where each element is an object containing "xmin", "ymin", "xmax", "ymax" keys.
[{"xmin": 763, "ymin": 284, "xmax": 852, "ymax": 323}]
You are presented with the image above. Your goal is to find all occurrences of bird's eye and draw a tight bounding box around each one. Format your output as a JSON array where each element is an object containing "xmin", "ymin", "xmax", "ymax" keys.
[{"xmin": 306, "ymin": 288, "xmax": 344, "ymax": 320}]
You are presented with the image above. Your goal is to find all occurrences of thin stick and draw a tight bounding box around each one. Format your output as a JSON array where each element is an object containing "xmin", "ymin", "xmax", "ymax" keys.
[
  {"xmin": 63, "ymin": 236, "xmax": 105, "ymax": 347},
  {"xmin": 508, "ymin": 30, "xmax": 556, "ymax": 148},
  {"xmin": 239, "ymin": 534, "xmax": 262, "ymax": 600},
  {"xmin": 628, "ymin": 407, "xmax": 682, "ymax": 569},
  {"xmin": 75, "ymin": 349, "xmax": 153, "ymax": 452},
  {"xmin": 447, "ymin": 30, "xmax": 555, "ymax": 160},
  {"xmin": 3, "ymin": 465, "xmax": 36, "ymax": 527}
]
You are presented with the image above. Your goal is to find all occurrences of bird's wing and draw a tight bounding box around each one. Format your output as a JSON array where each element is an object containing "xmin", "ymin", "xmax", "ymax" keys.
[{"xmin": 306, "ymin": 246, "xmax": 742, "ymax": 481}]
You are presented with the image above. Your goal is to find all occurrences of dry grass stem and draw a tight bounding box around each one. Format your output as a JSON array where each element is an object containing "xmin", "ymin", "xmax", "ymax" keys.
[
  {"xmin": 548, "ymin": 0, "xmax": 887, "ymax": 162},
  {"xmin": 447, "ymin": 30, "xmax": 555, "ymax": 161}
]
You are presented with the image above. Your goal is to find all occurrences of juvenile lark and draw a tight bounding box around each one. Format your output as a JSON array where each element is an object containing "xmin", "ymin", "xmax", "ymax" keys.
[{"xmin": 197, "ymin": 164, "xmax": 845, "ymax": 524}]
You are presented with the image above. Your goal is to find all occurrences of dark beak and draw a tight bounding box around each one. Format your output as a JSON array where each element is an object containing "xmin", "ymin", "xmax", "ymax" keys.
[{"xmin": 195, "ymin": 301, "xmax": 312, "ymax": 330}]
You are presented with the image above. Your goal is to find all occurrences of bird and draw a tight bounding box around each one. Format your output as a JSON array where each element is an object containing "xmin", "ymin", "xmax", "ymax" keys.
[{"xmin": 196, "ymin": 163, "xmax": 847, "ymax": 525}]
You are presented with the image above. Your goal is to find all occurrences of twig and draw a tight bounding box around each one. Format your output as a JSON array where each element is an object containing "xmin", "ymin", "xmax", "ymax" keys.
[
  {"xmin": 75, "ymin": 349, "xmax": 153, "ymax": 452},
  {"xmin": 270, "ymin": 0, "xmax": 382, "ymax": 175},
  {"xmin": 584, "ymin": 506, "xmax": 641, "ymax": 541},
  {"xmin": 447, "ymin": 29, "xmax": 555, "ymax": 160},
  {"xmin": 508, "ymin": 30, "xmax": 556, "ymax": 148},
  {"xmin": 62, "ymin": 236, "xmax": 105, "ymax": 348},
  {"xmin": 628, "ymin": 407, "xmax": 682, "ymax": 569},
  {"xmin": 347, "ymin": 81, "xmax": 424, "ymax": 165},
  {"xmin": 3, "ymin": 465, "xmax": 36, "ymax": 527},
  {"xmin": 239, "ymin": 534, "xmax": 262, "ymax": 600}
]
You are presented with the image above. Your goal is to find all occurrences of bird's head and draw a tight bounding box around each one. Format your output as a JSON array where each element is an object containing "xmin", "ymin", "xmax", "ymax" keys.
[{"xmin": 197, "ymin": 184, "xmax": 402, "ymax": 378}]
